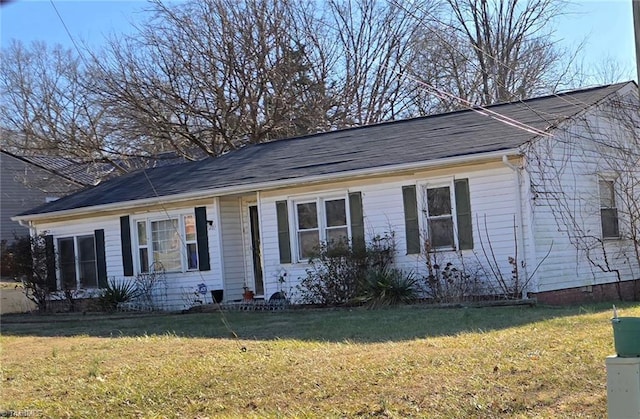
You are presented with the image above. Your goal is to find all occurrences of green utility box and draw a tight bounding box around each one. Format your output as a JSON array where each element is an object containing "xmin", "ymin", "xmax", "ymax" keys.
[{"xmin": 612, "ymin": 317, "xmax": 640, "ymax": 357}]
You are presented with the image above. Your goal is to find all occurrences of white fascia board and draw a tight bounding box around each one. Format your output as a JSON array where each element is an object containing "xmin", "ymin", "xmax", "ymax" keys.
[{"xmin": 13, "ymin": 148, "xmax": 521, "ymax": 223}]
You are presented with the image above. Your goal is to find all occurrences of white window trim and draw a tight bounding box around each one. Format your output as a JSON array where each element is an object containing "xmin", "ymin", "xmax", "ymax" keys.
[
  {"xmin": 133, "ymin": 211, "xmax": 198, "ymax": 273},
  {"xmin": 290, "ymin": 192, "xmax": 351, "ymax": 263},
  {"xmin": 418, "ymin": 179, "xmax": 459, "ymax": 251}
]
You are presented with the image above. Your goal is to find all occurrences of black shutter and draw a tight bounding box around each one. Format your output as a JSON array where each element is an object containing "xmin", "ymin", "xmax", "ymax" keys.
[
  {"xmin": 94, "ymin": 229, "xmax": 108, "ymax": 288},
  {"xmin": 195, "ymin": 206, "xmax": 211, "ymax": 271},
  {"xmin": 120, "ymin": 216, "xmax": 134, "ymax": 277},
  {"xmin": 349, "ymin": 192, "xmax": 365, "ymax": 255},
  {"xmin": 402, "ymin": 185, "xmax": 421, "ymax": 254},
  {"xmin": 454, "ymin": 178, "xmax": 473, "ymax": 250},
  {"xmin": 44, "ymin": 234, "xmax": 57, "ymax": 291},
  {"xmin": 276, "ymin": 201, "xmax": 291, "ymax": 263}
]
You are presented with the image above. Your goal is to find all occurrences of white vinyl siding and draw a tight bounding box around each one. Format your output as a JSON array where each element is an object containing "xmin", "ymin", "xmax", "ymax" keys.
[
  {"xmin": 32, "ymin": 207, "xmax": 222, "ymax": 311},
  {"xmin": 259, "ymin": 166, "xmax": 521, "ymax": 301},
  {"xmin": 528, "ymin": 112, "xmax": 639, "ymax": 293}
]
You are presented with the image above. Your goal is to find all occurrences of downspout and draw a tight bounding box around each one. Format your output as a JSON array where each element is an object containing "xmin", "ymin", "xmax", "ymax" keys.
[
  {"xmin": 17, "ymin": 219, "xmax": 37, "ymax": 237},
  {"xmin": 633, "ymin": 0, "xmax": 640, "ymax": 89},
  {"xmin": 502, "ymin": 155, "xmax": 529, "ymax": 298}
]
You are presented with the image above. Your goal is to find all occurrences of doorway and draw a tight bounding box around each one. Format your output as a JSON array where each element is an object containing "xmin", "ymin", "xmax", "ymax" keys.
[{"xmin": 248, "ymin": 205, "xmax": 264, "ymax": 296}]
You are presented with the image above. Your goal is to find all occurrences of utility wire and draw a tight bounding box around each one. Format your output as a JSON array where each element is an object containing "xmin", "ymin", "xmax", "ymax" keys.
[
  {"xmin": 49, "ymin": 0, "xmax": 90, "ymax": 67},
  {"xmin": 390, "ymin": 0, "xmax": 599, "ymax": 114}
]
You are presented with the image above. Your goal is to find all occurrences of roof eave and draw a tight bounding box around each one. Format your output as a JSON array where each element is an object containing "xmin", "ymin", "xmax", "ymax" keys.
[{"xmin": 13, "ymin": 148, "xmax": 522, "ymax": 224}]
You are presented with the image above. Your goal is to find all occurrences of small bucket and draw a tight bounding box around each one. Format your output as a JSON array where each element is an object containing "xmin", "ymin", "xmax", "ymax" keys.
[{"xmin": 611, "ymin": 317, "xmax": 640, "ymax": 357}]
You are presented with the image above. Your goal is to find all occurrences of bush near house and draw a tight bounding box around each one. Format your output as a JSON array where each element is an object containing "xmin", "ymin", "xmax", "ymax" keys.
[
  {"xmin": 1, "ymin": 234, "xmax": 57, "ymax": 312},
  {"xmin": 0, "ymin": 237, "xmax": 29, "ymax": 279},
  {"xmin": 296, "ymin": 232, "xmax": 529, "ymax": 307},
  {"xmin": 296, "ymin": 233, "xmax": 416, "ymax": 306}
]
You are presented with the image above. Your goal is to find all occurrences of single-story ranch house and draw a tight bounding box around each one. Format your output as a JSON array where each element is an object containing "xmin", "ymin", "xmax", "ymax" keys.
[{"xmin": 13, "ymin": 81, "xmax": 640, "ymax": 310}]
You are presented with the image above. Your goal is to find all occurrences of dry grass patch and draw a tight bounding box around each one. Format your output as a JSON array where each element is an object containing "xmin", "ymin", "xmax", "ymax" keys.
[{"xmin": 1, "ymin": 303, "xmax": 637, "ymax": 417}]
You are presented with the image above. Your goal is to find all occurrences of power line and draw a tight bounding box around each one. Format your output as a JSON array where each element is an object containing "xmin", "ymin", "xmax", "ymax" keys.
[
  {"xmin": 48, "ymin": 0, "xmax": 90, "ymax": 67},
  {"xmin": 391, "ymin": 0, "xmax": 594, "ymax": 113}
]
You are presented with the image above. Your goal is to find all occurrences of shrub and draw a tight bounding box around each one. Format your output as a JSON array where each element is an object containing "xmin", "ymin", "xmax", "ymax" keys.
[
  {"xmin": 423, "ymin": 257, "xmax": 486, "ymax": 303},
  {"xmin": 296, "ymin": 232, "xmax": 400, "ymax": 306},
  {"xmin": 1, "ymin": 235, "xmax": 33, "ymax": 279},
  {"xmin": 359, "ymin": 268, "xmax": 417, "ymax": 308},
  {"xmin": 297, "ymin": 240, "xmax": 365, "ymax": 306},
  {"xmin": 8, "ymin": 234, "xmax": 55, "ymax": 312},
  {"xmin": 99, "ymin": 278, "xmax": 139, "ymax": 311},
  {"xmin": 133, "ymin": 264, "xmax": 168, "ymax": 310}
]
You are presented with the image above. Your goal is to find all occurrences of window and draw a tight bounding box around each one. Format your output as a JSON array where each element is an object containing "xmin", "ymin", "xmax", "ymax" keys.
[
  {"xmin": 152, "ymin": 219, "xmax": 181, "ymax": 271},
  {"xmin": 136, "ymin": 214, "xmax": 198, "ymax": 272},
  {"xmin": 295, "ymin": 197, "xmax": 349, "ymax": 260},
  {"xmin": 137, "ymin": 221, "xmax": 149, "ymax": 273},
  {"xmin": 599, "ymin": 179, "xmax": 619, "ymax": 238},
  {"xmin": 184, "ymin": 215, "xmax": 198, "ymax": 270},
  {"xmin": 408, "ymin": 179, "xmax": 472, "ymax": 252},
  {"xmin": 58, "ymin": 235, "xmax": 97, "ymax": 289},
  {"xmin": 296, "ymin": 202, "xmax": 320, "ymax": 260},
  {"xmin": 325, "ymin": 199, "xmax": 348, "ymax": 243},
  {"xmin": 425, "ymin": 185, "xmax": 455, "ymax": 249}
]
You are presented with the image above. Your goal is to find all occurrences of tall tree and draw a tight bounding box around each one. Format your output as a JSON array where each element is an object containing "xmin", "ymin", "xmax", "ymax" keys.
[
  {"xmin": 0, "ymin": 42, "xmax": 107, "ymax": 159},
  {"xmin": 92, "ymin": 0, "xmax": 334, "ymax": 159},
  {"xmin": 0, "ymin": 41, "xmax": 166, "ymax": 176},
  {"xmin": 323, "ymin": 0, "xmax": 433, "ymax": 125},
  {"xmin": 409, "ymin": 0, "xmax": 577, "ymax": 110},
  {"xmin": 1, "ymin": 0, "xmax": 584, "ymax": 163}
]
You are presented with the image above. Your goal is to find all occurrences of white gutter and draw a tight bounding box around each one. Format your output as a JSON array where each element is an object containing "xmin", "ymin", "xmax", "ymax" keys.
[
  {"xmin": 13, "ymin": 149, "xmax": 520, "ymax": 223},
  {"xmin": 502, "ymin": 155, "xmax": 529, "ymax": 298}
]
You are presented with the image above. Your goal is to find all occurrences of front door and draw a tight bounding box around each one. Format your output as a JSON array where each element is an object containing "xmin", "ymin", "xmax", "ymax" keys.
[{"xmin": 248, "ymin": 205, "xmax": 264, "ymax": 296}]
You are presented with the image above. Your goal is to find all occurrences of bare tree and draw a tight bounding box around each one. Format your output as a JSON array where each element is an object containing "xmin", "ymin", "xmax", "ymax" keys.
[
  {"xmin": 323, "ymin": 0, "xmax": 434, "ymax": 125},
  {"xmin": 91, "ymin": 0, "xmax": 334, "ymax": 159},
  {"xmin": 409, "ymin": 0, "xmax": 578, "ymax": 110},
  {"xmin": 1, "ymin": 43, "xmax": 106, "ymax": 160},
  {"xmin": 2, "ymin": 0, "xmax": 588, "ymax": 164},
  {"xmin": 0, "ymin": 41, "xmax": 165, "ymax": 179},
  {"xmin": 589, "ymin": 55, "xmax": 635, "ymax": 86}
]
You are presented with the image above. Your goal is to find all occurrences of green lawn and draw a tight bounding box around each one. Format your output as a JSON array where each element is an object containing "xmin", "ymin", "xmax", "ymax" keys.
[{"xmin": 1, "ymin": 302, "xmax": 637, "ymax": 418}]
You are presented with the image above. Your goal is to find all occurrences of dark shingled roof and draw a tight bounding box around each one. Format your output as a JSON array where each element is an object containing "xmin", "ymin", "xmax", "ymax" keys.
[
  {"xmin": 16, "ymin": 155, "xmax": 114, "ymax": 186},
  {"xmin": 18, "ymin": 82, "xmax": 631, "ymax": 217},
  {"xmin": 11, "ymin": 150, "xmax": 207, "ymax": 187}
]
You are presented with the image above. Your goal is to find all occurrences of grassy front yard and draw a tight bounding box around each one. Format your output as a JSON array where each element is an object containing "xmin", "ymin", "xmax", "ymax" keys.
[{"xmin": 1, "ymin": 302, "xmax": 637, "ymax": 418}]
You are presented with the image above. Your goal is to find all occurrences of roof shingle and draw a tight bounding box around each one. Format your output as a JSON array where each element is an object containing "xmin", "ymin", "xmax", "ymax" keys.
[{"xmin": 19, "ymin": 82, "xmax": 630, "ymax": 217}]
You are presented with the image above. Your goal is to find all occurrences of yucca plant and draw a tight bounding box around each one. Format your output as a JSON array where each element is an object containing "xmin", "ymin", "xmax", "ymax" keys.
[
  {"xmin": 359, "ymin": 268, "xmax": 417, "ymax": 308},
  {"xmin": 99, "ymin": 278, "xmax": 139, "ymax": 311}
]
